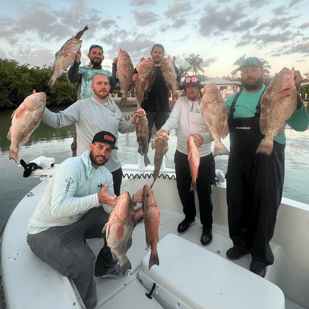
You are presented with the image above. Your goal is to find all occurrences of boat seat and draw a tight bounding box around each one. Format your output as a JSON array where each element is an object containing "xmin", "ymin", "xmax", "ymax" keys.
[{"xmin": 139, "ymin": 233, "xmax": 285, "ymax": 309}]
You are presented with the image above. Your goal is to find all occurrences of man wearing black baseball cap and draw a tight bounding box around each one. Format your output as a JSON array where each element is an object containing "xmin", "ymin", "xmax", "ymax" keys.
[
  {"xmin": 27, "ymin": 130, "xmax": 129, "ymax": 309},
  {"xmin": 225, "ymin": 57, "xmax": 308, "ymax": 277}
]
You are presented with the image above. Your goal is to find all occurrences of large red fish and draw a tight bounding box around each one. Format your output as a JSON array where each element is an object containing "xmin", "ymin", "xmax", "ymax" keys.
[
  {"xmin": 102, "ymin": 192, "xmax": 136, "ymax": 271},
  {"xmin": 133, "ymin": 57, "xmax": 156, "ymax": 109},
  {"xmin": 7, "ymin": 90, "xmax": 46, "ymax": 162},
  {"xmin": 135, "ymin": 109, "xmax": 150, "ymax": 166},
  {"xmin": 200, "ymin": 83, "xmax": 229, "ymax": 156},
  {"xmin": 116, "ymin": 49, "xmax": 135, "ymax": 105},
  {"xmin": 161, "ymin": 56, "xmax": 178, "ymax": 102},
  {"xmin": 151, "ymin": 135, "xmax": 169, "ymax": 188},
  {"xmin": 48, "ymin": 25, "xmax": 88, "ymax": 87},
  {"xmin": 188, "ymin": 135, "xmax": 200, "ymax": 192},
  {"xmin": 257, "ymin": 67, "xmax": 297, "ymax": 155},
  {"xmin": 142, "ymin": 185, "xmax": 160, "ymax": 270}
]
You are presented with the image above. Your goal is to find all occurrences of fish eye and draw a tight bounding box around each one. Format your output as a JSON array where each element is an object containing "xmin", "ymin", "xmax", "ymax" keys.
[{"xmin": 146, "ymin": 194, "xmax": 149, "ymax": 197}]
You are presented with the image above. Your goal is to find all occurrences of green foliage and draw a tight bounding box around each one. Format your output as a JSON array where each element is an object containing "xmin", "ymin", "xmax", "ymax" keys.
[{"xmin": 0, "ymin": 59, "xmax": 77, "ymax": 109}]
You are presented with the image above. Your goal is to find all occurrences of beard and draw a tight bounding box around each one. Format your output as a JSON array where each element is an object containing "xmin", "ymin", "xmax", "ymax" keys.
[
  {"xmin": 241, "ymin": 76, "xmax": 264, "ymax": 90},
  {"xmin": 91, "ymin": 58, "xmax": 102, "ymax": 67},
  {"xmin": 90, "ymin": 152, "xmax": 107, "ymax": 167},
  {"xmin": 93, "ymin": 88, "xmax": 109, "ymax": 100}
]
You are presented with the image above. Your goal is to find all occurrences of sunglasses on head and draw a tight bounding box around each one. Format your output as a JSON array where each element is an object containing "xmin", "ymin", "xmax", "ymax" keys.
[
  {"xmin": 240, "ymin": 59, "xmax": 261, "ymax": 67},
  {"xmin": 185, "ymin": 77, "xmax": 199, "ymax": 83},
  {"xmin": 89, "ymin": 45, "xmax": 103, "ymax": 52}
]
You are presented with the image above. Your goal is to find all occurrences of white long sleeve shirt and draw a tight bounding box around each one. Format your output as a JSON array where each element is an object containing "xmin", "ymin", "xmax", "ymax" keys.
[
  {"xmin": 42, "ymin": 96, "xmax": 135, "ymax": 172},
  {"xmin": 161, "ymin": 96, "xmax": 213, "ymax": 156},
  {"xmin": 27, "ymin": 151, "xmax": 114, "ymax": 234}
]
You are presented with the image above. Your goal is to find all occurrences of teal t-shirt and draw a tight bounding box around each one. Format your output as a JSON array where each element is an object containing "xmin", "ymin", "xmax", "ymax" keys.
[
  {"xmin": 79, "ymin": 66, "xmax": 112, "ymax": 99},
  {"xmin": 225, "ymin": 86, "xmax": 309, "ymax": 144}
]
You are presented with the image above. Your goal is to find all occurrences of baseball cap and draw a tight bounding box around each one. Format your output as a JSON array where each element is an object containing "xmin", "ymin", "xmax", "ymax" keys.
[
  {"xmin": 236, "ymin": 57, "xmax": 263, "ymax": 72},
  {"xmin": 92, "ymin": 131, "xmax": 118, "ymax": 150},
  {"xmin": 179, "ymin": 76, "xmax": 203, "ymax": 90}
]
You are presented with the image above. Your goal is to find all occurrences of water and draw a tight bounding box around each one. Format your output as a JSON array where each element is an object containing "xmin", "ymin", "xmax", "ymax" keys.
[{"xmin": 0, "ymin": 107, "xmax": 308, "ymax": 231}]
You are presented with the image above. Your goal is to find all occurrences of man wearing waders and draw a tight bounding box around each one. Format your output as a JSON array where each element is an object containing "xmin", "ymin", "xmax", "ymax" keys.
[{"xmin": 225, "ymin": 57, "xmax": 308, "ymax": 277}]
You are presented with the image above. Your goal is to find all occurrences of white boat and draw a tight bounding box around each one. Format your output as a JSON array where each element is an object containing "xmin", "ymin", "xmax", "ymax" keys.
[{"xmin": 0, "ymin": 156, "xmax": 309, "ymax": 309}]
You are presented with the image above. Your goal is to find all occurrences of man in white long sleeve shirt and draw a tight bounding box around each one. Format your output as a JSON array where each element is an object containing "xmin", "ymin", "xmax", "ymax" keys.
[
  {"xmin": 157, "ymin": 76, "xmax": 216, "ymax": 246},
  {"xmin": 42, "ymin": 74, "xmax": 143, "ymax": 196},
  {"xmin": 27, "ymin": 131, "xmax": 125, "ymax": 309}
]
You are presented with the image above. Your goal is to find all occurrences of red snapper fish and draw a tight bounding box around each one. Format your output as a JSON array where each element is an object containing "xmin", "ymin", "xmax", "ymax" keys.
[
  {"xmin": 257, "ymin": 67, "xmax": 297, "ymax": 155},
  {"xmin": 150, "ymin": 135, "xmax": 169, "ymax": 188},
  {"xmin": 142, "ymin": 185, "xmax": 160, "ymax": 270},
  {"xmin": 188, "ymin": 135, "xmax": 200, "ymax": 192},
  {"xmin": 48, "ymin": 25, "xmax": 89, "ymax": 87},
  {"xmin": 135, "ymin": 109, "xmax": 150, "ymax": 166},
  {"xmin": 102, "ymin": 192, "xmax": 136, "ymax": 271},
  {"xmin": 116, "ymin": 49, "xmax": 135, "ymax": 105},
  {"xmin": 161, "ymin": 56, "xmax": 178, "ymax": 102},
  {"xmin": 133, "ymin": 57, "xmax": 156, "ymax": 109},
  {"xmin": 7, "ymin": 90, "xmax": 46, "ymax": 162},
  {"xmin": 200, "ymin": 83, "xmax": 229, "ymax": 156}
]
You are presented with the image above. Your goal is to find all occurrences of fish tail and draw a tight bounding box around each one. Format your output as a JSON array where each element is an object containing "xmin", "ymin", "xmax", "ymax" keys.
[
  {"xmin": 149, "ymin": 250, "xmax": 159, "ymax": 270},
  {"xmin": 213, "ymin": 141, "xmax": 230, "ymax": 157},
  {"xmin": 190, "ymin": 180, "xmax": 197, "ymax": 192},
  {"xmin": 256, "ymin": 136, "xmax": 273, "ymax": 156},
  {"xmin": 144, "ymin": 155, "xmax": 150, "ymax": 167},
  {"xmin": 120, "ymin": 94, "xmax": 127, "ymax": 105},
  {"xmin": 120, "ymin": 256, "xmax": 132, "ymax": 270},
  {"xmin": 9, "ymin": 146, "xmax": 19, "ymax": 163},
  {"xmin": 48, "ymin": 75, "xmax": 56, "ymax": 87}
]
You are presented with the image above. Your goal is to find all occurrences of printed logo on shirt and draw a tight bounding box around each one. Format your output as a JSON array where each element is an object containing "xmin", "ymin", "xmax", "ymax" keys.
[
  {"xmin": 60, "ymin": 177, "xmax": 74, "ymax": 204},
  {"xmin": 98, "ymin": 183, "xmax": 104, "ymax": 190},
  {"xmin": 195, "ymin": 109, "xmax": 200, "ymax": 113}
]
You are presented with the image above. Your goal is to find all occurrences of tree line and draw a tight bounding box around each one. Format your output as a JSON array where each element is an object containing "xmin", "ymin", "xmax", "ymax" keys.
[{"xmin": 0, "ymin": 59, "xmax": 77, "ymax": 110}]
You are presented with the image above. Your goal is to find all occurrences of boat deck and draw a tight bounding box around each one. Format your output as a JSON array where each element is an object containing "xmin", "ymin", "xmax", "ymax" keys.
[{"xmin": 88, "ymin": 209, "xmax": 305, "ymax": 309}]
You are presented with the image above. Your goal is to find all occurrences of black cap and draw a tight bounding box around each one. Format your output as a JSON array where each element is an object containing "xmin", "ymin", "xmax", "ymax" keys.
[
  {"xmin": 89, "ymin": 44, "xmax": 103, "ymax": 53},
  {"xmin": 236, "ymin": 57, "xmax": 263, "ymax": 72},
  {"xmin": 92, "ymin": 131, "xmax": 118, "ymax": 149},
  {"xmin": 179, "ymin": 76, "xmax": 203, "ymax": 90}
]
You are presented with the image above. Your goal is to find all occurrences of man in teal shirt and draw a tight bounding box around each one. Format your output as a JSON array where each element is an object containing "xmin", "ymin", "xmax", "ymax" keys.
[{"xmin": 225, "ymin": 57, "xmax": 308, "ymax": 277}]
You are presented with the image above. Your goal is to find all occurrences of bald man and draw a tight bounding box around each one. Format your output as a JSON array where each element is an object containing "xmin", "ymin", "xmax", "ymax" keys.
[{"xmin": 42, "ymin": 74, "xmax": 144, "ymax": 195}]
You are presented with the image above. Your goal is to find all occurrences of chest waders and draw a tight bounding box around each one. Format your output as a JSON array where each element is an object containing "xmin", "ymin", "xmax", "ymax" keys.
[{"xmin": 226, "ymin": 91, "xmax": 285, "ymax": 266}]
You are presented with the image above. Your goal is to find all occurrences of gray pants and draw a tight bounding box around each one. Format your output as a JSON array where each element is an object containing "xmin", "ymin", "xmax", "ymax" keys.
[{"xmin": 27, "ymin": 207, "xmax": 116, "ymax": 309}]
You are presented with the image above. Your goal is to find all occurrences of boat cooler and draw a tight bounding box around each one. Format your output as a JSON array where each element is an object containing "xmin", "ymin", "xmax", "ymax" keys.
[{"xmin": 139, "ymin": 233, "xmax": 285, "ymax": 309}]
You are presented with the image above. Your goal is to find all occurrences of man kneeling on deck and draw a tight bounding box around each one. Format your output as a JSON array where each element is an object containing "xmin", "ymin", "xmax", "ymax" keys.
[{"xmin": 27, "ymin": 131, "xmax": 124, "ymax": 309}]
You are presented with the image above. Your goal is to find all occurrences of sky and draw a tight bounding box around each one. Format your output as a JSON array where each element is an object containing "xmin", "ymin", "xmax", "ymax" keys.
[{"xmin": 1, "ymin": 0, "xmax": 309, "ymax": 78}]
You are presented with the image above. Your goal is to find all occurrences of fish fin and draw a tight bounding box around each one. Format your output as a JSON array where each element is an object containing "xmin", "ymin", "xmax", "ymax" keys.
[
  {"xmin": 144, "ymin": 155, "xmax": 150, "ymax": 167},
  {"xmin": 134, "ymin": 208, "xmax": 143, "ymax": 224},
  {"xmin": 190, "ymin": 181, "xmax": 197, "ymax": 192},
  {"xmin": 162, "ymin": 147, "xmax": 169, "ymax": 155},
  {"xmin": 119, "ymin": 256, "xmax": 132, "ymax": 270},
  {"xmin": 116, "ymin": 225, "xmax": 124, "ymax": 241},
  {"xmin": 126, "ymin": 237, "xmax": 133, "ymax": 251},
  {"xmin": 48, "ymin": 75, "xmax": 57, "ymax": 87},
  {"xmin": 102, "ymin": 223, "xmax": 107, "ymax": 235},
  {"xmin": 256, "ymin": 136, "xmax": 273, "ymax": 156},
  {"xmin": 9, "ymin": 146, "xmax": 19, "ymax": 163},
  {"xmin": 149, "ymin": 250, "xmax": 159, "ymax": 270},
  {"xmin": 111, "ymin": 250, "xmax": 118, "ymax": 262},
  {"xmin": 213, "ymin": 141, "xmax": 230, "ymax": 157},
  {"xmin": 7, "ymin": 127, "xmax": 11, "ymax": 140},
  {"xmin": 151, "ymin": 141, "xmax": 155, "ymax": 150},
  {"xmin": 19, "ymin": 128, "xmax": 36, "ymax": 146}
]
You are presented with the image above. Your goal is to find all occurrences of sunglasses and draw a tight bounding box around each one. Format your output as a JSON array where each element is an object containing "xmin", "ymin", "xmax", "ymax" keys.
[
  {"xmin": 89, "ymin": 44, "xmax": 103, "ymax": 52},
  {"xmin": 240, "ymin": 59, "xmax": 261, "ymax": 67},
  {"xmin": 185, "ymin": 77, "xmax": 199, "ymax": 83}
]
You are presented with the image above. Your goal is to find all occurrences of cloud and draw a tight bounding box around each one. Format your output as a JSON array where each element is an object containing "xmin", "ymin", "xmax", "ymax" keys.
[
  {"xmin": 285, "ymin": 42, "xmax": 309, "ymax": 55},
  {"xmin": 231, "ymin": 18, "xmax": 258, "ymax": 32},
  {"xmin": 300, "ymin": 23, "xmax": 309, "ymax": 29},
  {"xmin": 130, "ymin": 0, "xmax": 156, "ymax": 6},
  {"xmin": 288, "ymin": 0, "xmax": 302, "ymax": 7},
  {"xmin": 246, "ymin": 0, "xmax": 271, "ymax": 8},
  {"xmin": 131, "ymin": 10, "xmax": 160, "ymax": 26},
  {"xmin": 272, "ymin": 6, "xmax": 287, "ymax": 15},
  {"xmin": 198, "ymin": 3, "xmax": 247, "ymax": 36},
  {"xmin": 164, "ymin": 0, "xmax": 193, "ymax": 20},
  {"xmin": 256, "ymin": 18, "xmax": 292, "ymax": 31},
  {"xmin": 101, "ymin": 19, "xmax": 117, "ymax": 30},
  {"xmin": 101, "ymin": 30, "xmax": 130, "ymax": 46},
  {"xmin": 202, "ymin": 58, "xmax": 217, "ymax": 67}
]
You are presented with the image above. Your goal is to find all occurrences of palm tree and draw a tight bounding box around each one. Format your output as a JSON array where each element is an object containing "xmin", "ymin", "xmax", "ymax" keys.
[
  {"xmin": 178, "ymin": 65, "xmax": 191, "ymax": 78},
  {"xmin": 233, "ymin": 54, "xmax": 246, "ymax": 66},
  {"xmin": 231, "ymin": 55, "xmax": 271, "ymax": 75},
  {"xmin": 185, "ymin": 54, "xmax": 205, "ymax": 75},
  {"xmin": 260, "ymin": 58, "xmax": 271, "ymax": 75}
]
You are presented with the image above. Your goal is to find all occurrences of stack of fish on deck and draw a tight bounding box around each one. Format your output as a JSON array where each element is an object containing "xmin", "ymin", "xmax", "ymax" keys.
[
  {"xmin": 200, "ymin": 83, "xmax": 229, "ymax": 157},
  {"xmin": 48, "ymin": 25, "xmax": 89, "ymax": 87},
  {"xmin": 257, "ymin": 67, "xmax": 297, "ymax": 156},
  {"xmin": 7, "ymin": 90, "xmax": 47, "ymax": 163}
]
